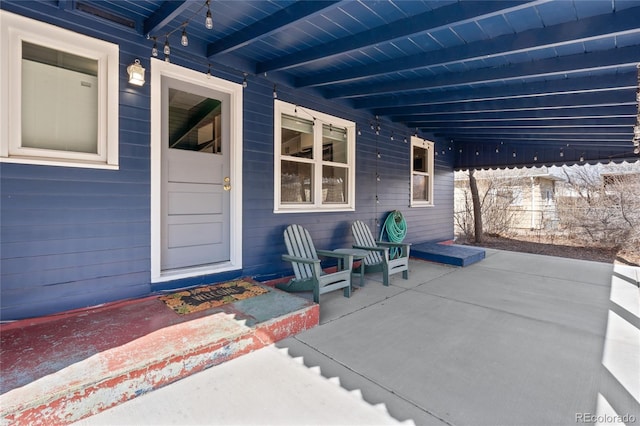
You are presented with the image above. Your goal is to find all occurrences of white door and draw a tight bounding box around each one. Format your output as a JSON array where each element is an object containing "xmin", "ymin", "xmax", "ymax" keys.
[{"xmin": 161, "ymin": 79, "xmax": 230, "ymax": 271}]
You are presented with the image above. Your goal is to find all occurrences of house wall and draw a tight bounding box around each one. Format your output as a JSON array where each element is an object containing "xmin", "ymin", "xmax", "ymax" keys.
[
  {"xmin": 507, "ymin": 178, "xmax": 558, "ymax": 231},
  {"xmin": 0, "ymin": 3, "xmax": 454, "ymax": 320},
  {"xmin": 453, "ymin": 174, "xmax": 559, "ymax": 236}
]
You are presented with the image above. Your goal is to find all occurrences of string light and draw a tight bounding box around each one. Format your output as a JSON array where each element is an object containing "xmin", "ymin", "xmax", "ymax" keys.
[
  {"xmin": 181, "ymin": 27, "xmax": 189, "ymax": 47},
  {"xmin": 148, "ymin": 1, "xmax": 211, "ymax": 59},
  {"xmin": 242, "ymin": 73, "xmax": 248, "ymax": 88},
  {"xmin": 163, "ymin": 37, "xmax": 170, "ymax": 55},
  {"xmin": 206, "ymin": 63, "xmax": 212, "ymax": 79},
  {"xmin": 151, "ymin": 37, "xmax": 158, "ymax": 57},
  {"xmin": 273, "ymin": 84, "xmax": 278, "ymax": 99},
  {"xmin": 205, "ymin": 0, "xmax": 213, "ymax": 29}
]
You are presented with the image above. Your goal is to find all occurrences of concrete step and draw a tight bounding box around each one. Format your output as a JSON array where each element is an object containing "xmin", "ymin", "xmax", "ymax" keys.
[
  {"xmin": 0, "ymin": 282, "xmax": 318, "ymax": 425},
  {"xmin": 411, "ymin": 242, "xmax": 485, "ymax": 267},
  {"xmin": 73, "ymin": 345, "xmax": 414, "ymax": 425}
]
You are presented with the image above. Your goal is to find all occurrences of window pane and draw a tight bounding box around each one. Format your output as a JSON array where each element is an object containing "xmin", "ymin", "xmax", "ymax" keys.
[
  {"xmin": 413, "ymin": 146, "xmax": 428, "ymax": 172},
  {"xmin": 21, "ymin": 42, "xmax": 98, "ymax": 153},
  {"xmin": 281, "ymin": 160, "xmax": 313, "ymax": 203},
  {"xmin": 168, "ymin": 88, "xmax": 222, "ymax": 154},
  {"xmin": 322, "ymin": 166, "xmax": 347, "ymax": 204},
  {"xmin": 282, "ymin": 115, "xmax": 313, "ymax": 159},
  {"xmin": 322, "ymin": 124, "xmax": 347, "ymax": 163},
  {"xmin": 412, "ymin": 174, "xmax": 429, "ymax": 201}
]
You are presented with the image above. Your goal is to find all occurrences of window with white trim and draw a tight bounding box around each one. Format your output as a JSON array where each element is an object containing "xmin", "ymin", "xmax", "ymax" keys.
[
  {"xmin": 411, "ymin": 136, "xmax": 434, "ymax": 206},
  {"xmin": 274, "ymin": 100, "xmax": 355, "ymax": 212},
  {"xmin": 0, "ymin": 11, "xmax": 119, "ymax": 169}
]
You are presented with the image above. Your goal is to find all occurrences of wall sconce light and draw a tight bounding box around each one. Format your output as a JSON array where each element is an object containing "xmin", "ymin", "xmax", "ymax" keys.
[{"xmin": 127, "ymin": 59, "xmax": 145, "ymax": 86}]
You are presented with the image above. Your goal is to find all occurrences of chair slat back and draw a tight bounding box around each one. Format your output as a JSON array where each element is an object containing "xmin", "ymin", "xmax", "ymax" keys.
[
  {"xmin": 284, "ymin": 224, "xmax": 318, "ymax": 280},
  {"xmin": 352, "ymin": 221, "xmax": 383, "ymax": 265}
]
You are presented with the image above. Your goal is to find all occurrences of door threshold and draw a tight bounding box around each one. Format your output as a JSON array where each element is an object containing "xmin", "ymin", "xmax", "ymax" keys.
[{"xmin": 155, "ymin": 261, "xmax": 237, "ymax": 283}]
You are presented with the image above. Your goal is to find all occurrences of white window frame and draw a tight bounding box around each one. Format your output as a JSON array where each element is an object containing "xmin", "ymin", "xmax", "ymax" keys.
[
  {"xmin": 0, "ymin": 11, "xmax": 119, "ymax": 169},
  {"xmin": 274, "ymin": 100, "xmax": 355, "ymax": 213},
  {"xmin": 410, "ymin": 136, "xmax": 434, "ymax": 207}
]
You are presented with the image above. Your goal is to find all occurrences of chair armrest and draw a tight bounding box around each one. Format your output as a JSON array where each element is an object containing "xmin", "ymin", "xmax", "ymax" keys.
[
  {"xmin": 375, "ymin": 241, "xmax": 411, "ymax": 248},
  {"xmin": 316, "ymin": 249, "xmax": 342, "ymax": 258},
  {"xmin": 282, "ymin": 254, "xmax": 320, "ymax": 265},
  {"xmin": 316, "ymin": 250, "xmax": 354, "ymax": 270},
  {"xmin": 353, "ymin": 245, "xmax": 387, "ymax": 253}
]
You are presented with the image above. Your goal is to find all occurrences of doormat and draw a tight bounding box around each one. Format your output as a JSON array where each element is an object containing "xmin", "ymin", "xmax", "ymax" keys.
[{"xmin": 159, "ymin": 280, "xmax": 270, "ymax": 315}]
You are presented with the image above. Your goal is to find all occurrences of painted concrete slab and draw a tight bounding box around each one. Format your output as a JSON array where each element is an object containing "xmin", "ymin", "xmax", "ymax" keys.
[
  {"xmin": 411, "ymin": 243, "xmax": 485, "ymax": 266},
  {"xmin": 0, "ymin": 284, "xmax": 319, "ymax": 425},
  {"xmin": 73, "ymin": 345, "xmax": 407, "ymax": 426}
]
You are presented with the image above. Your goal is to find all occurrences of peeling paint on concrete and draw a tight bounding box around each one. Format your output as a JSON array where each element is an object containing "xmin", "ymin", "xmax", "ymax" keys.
[{"xmin": 1, "ymin": 293, "xmax": 318, "ymax": 426}]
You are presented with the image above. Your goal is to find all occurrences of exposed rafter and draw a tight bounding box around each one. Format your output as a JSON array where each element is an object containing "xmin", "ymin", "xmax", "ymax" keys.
[
  {"xmin": 296, "ymin": 8, "xmax": 640, "ymax": 88},
  {"xmin": 143, "ymin": 0, "xmax": 190, "ymax": 37},
  {"xmin": 255, "ymin": 0, "xmax": 549, "ymax": 74},
  {"xmin": 206, "ymin": 1, "xmax": 340, "ymax": 58},
  {"xmin": 325, "ymin": 46, "xmax": 639, "ymax": 99},
  {"xmin": 356, "ymin": 74, "xmax": 638, "ymax": 110}
]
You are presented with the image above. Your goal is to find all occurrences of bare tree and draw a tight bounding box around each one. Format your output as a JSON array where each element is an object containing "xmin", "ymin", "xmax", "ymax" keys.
[
  {"xmin": 556, "ymin": 163, "xmax": 640, "ymax": 248},
  {"xmin": 455, "ymin": 169, "xmax": 523, "ymax": 241},
  {"xmin": 469, "ymin": 169, "xmax": 484, "ymax": 243}
]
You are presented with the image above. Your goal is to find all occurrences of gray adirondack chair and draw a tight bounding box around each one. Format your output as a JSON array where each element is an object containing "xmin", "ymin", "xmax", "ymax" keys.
[
  {"xmin": 277, "ymin": 224, "xmax": 353, "ymax": 303},
  {"xmin": 351, "ymin": 220, "xmax": 411, "ymax": 286}
]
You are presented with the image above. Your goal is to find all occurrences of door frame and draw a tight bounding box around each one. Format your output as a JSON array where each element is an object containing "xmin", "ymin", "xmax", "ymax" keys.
[{"xmin": 150, "ymin": 58, "xmax": 243, "ymax": 283}]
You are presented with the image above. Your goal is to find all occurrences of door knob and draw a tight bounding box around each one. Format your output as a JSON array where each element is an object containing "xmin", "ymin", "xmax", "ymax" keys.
[{"xmin": 223, "ymin": 176, "xmax": 231, "ymax": 191}]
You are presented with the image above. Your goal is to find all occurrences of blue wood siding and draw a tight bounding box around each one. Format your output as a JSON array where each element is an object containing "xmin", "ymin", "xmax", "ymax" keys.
[{"xmin": 0, "ymin": 2, "xmax": 454, "ymax": 320}]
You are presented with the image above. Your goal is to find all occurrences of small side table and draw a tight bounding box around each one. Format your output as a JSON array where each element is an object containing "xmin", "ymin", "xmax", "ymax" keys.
[{"xmin": 333, "ymin": 248, "xmax": 369, "ymax": 287}]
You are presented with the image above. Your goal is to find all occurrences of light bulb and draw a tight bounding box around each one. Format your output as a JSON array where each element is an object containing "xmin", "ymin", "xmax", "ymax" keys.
[
  {"xmin": 181, "ymin": 28, "xmax": 188, "ymax": 47},
  {"xmin": 164, "ymin": 38, "xmax": 170, "ymax": 55},
  {"xmin": 205, "ymin": 8, "xmax": 213, "ymax": 30},
  {"xmin": 151, "ymin": 38, "xmax": 158, "ymax": 57}
]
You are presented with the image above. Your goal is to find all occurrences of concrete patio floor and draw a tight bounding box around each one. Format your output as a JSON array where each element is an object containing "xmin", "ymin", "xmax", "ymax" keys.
[{"xmin": 76, "ymin": 249, "xmax": 639, "ymax": 426}]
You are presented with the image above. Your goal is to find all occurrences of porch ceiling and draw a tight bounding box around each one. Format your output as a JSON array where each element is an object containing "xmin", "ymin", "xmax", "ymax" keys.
[{"xmin": 13, "ymin": 0, "xmax": 640, "ymax": 169}]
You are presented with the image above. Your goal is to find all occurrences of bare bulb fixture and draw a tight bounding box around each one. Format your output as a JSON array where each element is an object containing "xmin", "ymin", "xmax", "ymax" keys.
[
  {"xmin": 181, "ymin": 28, "xmax": 188, "ymax": 47},
  {"xmin": 205, "ymin": 0, "xmax": 213, "ymax": 29}
]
